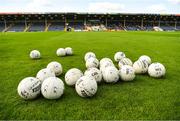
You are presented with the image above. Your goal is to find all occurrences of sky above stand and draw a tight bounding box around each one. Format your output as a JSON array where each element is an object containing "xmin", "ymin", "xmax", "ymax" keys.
[{"xmin": 0, "ymin": 0, "xmax": 179, "ymax": 14}]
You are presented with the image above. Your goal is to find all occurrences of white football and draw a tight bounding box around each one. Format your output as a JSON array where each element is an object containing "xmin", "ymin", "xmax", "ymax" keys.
[
  {"xmin": 84, "ymin": 52, "xmax": 96, "ymax": 61},
  {"xmin": 100, "ymin": 61, "xmax": 115, "ymax": 74},
  {"xmin": 65, "ymin": 68, "xmax": 83, "ymax": 86},
  {"xmin": 84, "ymin": 67, "xmax": 102, "ymax": 83},
  {"xmin": 41, "ymin": 77, "xmax": 64, "ymax": 99},
  {"xmin": 114, "ymin": 52, "xmax": 126, "ymax": 62},
  {"xmin": 86, "ymin": 57, "xmax": 99, "ymax": 68},
  {"xmin": 100, "ymin": 58, "xmax": 113, "ymax": 66},
  {"xmin": 148, "ymin": 62, "xmax": 166, "ymax": 78},
  {"xmin": 119, "ymin": 65, "xmax": 135, "ymax": 81},
  {"xmin": 47, "ymin": 61, "xmax": 63, "ymax": 76},
  {"xmin": 17, "ymin": 77, "xmax": 41, "ymax": 100},
  {"xmin": 56, "ymin": 48, "xmax": 66, "ymax": 56},
  {"xmin": 75, "ymin": 76, "xmax": 97, "ymax": 97},
  {"xmin": 118, "ymin": 57, "xmax": 133, "ymax": 69},
  {"xmin": 30, "ymin": 50, "xmax": 41, "ymax": 59},
  {"xmin": 139, "ymin": 55, "xmax": 151, "ymax": 65},
  {"xmin": 103, "ymin": 66, "xmax": 119, "ymax": 83},
  {"xmin": 100, "ymin": 60, "xmax": 114, "ymax": 68},
  {"xmin": 133, "ymin": 60, "xmax": 148, "ymax": 74},
  {"xmin": 36, "ymin": 68, "xmax": 55, "ymax": 83},
  {"xmin": 65, "ymin": 47, "xmax": 73, "ymax": 55}
]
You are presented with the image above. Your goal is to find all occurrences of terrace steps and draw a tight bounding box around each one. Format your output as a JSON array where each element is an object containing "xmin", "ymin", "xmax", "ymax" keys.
[
  {"xmin": 3, "ymin": 24, "xmax": 13, "ymax": 32},
  {"xmin": 24, "ymin": 24, "xmax": 31, "ymax": 32},
  {"xmin": 45, "ymin": 23, "xmax": 51, "ymax": 32}
]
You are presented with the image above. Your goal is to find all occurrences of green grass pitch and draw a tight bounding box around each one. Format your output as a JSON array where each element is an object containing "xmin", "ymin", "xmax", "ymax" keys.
[{"xmin": 0, "ymin": 31, "xmax": 180, "ymax": 120}]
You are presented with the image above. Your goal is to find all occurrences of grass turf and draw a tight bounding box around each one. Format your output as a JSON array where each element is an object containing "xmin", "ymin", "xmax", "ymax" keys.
[{"xmin": 0, "ymin": 31, "xmax": 180, "ymax": 120}]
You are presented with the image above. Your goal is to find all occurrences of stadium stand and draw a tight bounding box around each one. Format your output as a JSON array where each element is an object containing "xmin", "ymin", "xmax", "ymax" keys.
[
  {"xmin": 8, "ymin": 22, "xmax": 25, "ymax": 32},
  {"xmin": 159, "ymin": 21, "xmax": 175, "ymax": 31},
  {"xmin": 176, "ymin": 26, "xmax": 180, "ymax": 30},
  {"xmin": 3, "ymin": 22, "xmax": 14, "ymax": 32},
  {"xmin": 0, "ymin": 13, "xmax": 179, "ymax": 32},
  {"xmin": 161, "ymin": 25, "xmax": 176, "ymax": 31},
  {"xmin": 0, "ymin": 21, "xmax": 4, "ymax": 32},
  {"xmin": 68, "ymin": 22, "xmax": 83, "ymax": 31},
  {"xmin": 72, "ymin": 22, "xmax": 84, "ymax": 30},
  {"xmin": 29, "ymin": 22, "xmax": 45, "ymax": 32},
  {"xmin": 48, "ymin": 22, "xmax": 65, "ymax": 31},
  {"xmin": 126, "ymin": 24, "xmax": 139, "ymax": 31},
  {"xmin": 107, "ymin": 21, "xmax": 124, "ymax": 31}
]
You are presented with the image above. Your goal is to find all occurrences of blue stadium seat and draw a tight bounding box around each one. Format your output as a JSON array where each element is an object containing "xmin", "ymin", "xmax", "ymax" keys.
[
  {"xmin": 0, "ymin": 22, "xmax": 5, "ymax": 32},
  {"xmin": 8, "ymin": 22, "xmax": 25, "ymax": 32},
  {"xmin": 48, "ymin": 22, "xmax": 65, "ymax": 31},
  {"xmin": 29, "ymin": 22, "xmax": 45, "ymax": 32}
]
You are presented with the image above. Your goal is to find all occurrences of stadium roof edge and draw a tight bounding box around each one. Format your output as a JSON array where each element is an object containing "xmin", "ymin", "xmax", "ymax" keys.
[{"xmin": 0, "ymin": 12, "xmax": 179, "ymax": 16}]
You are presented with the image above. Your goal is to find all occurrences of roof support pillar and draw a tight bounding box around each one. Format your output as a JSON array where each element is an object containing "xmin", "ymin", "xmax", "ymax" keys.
[
  {"xmin": 124, "ymin": 18, "xmax": 126, "ymax": 27},
  {"xmin": 25, "ymin": 17, "xmax": 27, "ymax": 28},
  {"xmin": 65, "ymin": 16, "xmax": 67, "ymax": 29},
  {"xmin": 45, "ymin": 17, "xmax": 47, "ymax": 27},
  {"xmin": 84, "ymin": 17, "xmax": 86, "ymax": 27},
  {"xmin": 158, "ymin": 17, "xmax": 161, "ymax": 27},
  {"xmin": 4, "ymin": 19, "xmax": 7, "ymax": 29},
  {"xmin": 141, "ymin": 18, "xmax": 144, "ymax": 28},
  {"xmin": 105, "ymin": 17, "xmax": 107, "ymax": 27}
]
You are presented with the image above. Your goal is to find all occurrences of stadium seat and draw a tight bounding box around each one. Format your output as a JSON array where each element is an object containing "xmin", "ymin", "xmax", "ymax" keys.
[
  {"xmin": 8, "ymin": 22, "xmax": 25, "ymax": 32},
  {"xmin": 0, "ymin": 22, "xmax": 5, "ymax": 32},
  {"xmin": 29, "ymin": 22, "xmax": 45, "ymax": 32},
  {"xmin": 48, "ymin": 22, "xmax": 65, "ymax": 31}
]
